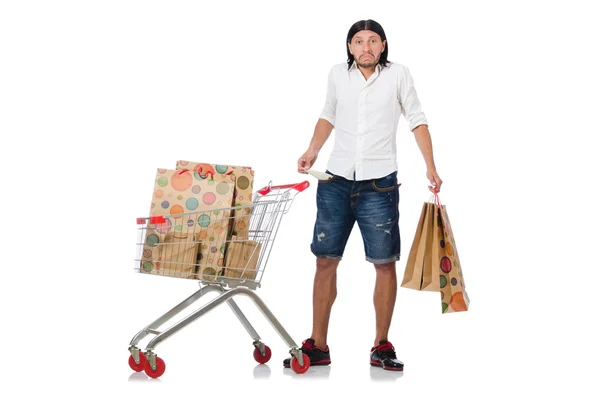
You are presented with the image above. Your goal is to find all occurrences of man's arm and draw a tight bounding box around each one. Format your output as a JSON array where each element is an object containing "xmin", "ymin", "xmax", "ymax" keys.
[
  {"xmin": 299, "ymin": 67, "xmax": 336, "ymax": 173},
  {"xmin": 298, "ymin": 118, "xmax": 334, "ymax": 173},
  {"xmin": 398, "ymin": 65, "xmax": 443, "ymax": 192},
  {"xmin": 413, "ymin": 124, "xmax": 436, "ymax": 170},
  {"xmin": 309, "ymin": 119, "xmax": 334, "ymax": 153},
  {"xmin": 413, "ymin": 124, "xmax": 443, "ymax": 193}
]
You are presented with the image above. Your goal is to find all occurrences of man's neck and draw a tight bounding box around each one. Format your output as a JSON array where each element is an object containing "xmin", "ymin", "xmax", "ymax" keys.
[{"xmin": 358, "ymin": 65, "xmax": 376, "ymax": 80}]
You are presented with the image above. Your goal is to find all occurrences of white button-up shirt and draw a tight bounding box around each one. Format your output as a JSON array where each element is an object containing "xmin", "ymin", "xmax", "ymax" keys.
[{"xmin": 319, "ymin": 61, "xmax": 428, "ymax": 181}]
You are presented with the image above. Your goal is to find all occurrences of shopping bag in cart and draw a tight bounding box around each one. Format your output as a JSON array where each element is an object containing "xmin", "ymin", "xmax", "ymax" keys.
[
  {"xmin": 223, "ymin": 235, "xmax": 262, "ymax": 280},
  {"xmin": 141, "ymin": 168, "xmax": 235, "ymax": 280},
  {"xmin": 176, "ymin": 160, "xmax": 254, "ymax": 239},
  {"xmin": 154, "ymin": 231, "xmax": 199, "ymax": 278}
]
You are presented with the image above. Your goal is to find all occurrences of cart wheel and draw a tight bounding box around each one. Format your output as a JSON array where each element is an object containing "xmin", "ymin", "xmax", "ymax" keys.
[
  {"xmin": 128, "ymin": 353, "xmax": 147, "ymax": 372},
  {"xmin": 144, "ymin": 356, "xmax": 166, "ymax": 379},
  {"xmin": 253, "ymin": 345, "xmax": 272, "ymax": 364},
  {"xmin": 291, "ymin": 353, "xmax": 310, "ymax": 374}
]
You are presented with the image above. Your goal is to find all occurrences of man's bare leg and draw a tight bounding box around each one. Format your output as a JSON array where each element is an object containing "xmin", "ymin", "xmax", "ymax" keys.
[
  {"xmin": 310, "ymin": 257, "xmax": 340, "ymax": 350},
  {"xmin": 373, "ymin": 262, "xmax": 397, "ymax": 346}
]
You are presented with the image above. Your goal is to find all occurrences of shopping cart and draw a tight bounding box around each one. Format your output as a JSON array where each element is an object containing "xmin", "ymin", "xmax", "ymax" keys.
[{"xmin": 128, "ymin": 180, "xmax": 311, "ymax": 378}]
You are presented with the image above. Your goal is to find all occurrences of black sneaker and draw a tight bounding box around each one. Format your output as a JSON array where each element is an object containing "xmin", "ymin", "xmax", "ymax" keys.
[
  {"xmin": 283, "ymin": 338, "xmax": 331, "ymax": 368},
  {"xmin": 370, "ymin": 340, "xmax": 404, "ymax": 371}
]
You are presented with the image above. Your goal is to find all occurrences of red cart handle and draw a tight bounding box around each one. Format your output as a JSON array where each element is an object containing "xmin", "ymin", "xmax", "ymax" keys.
[
  {"xmin": 257, "ymin": 181, "xmax": 310, "ymax": 196},
  {"xmin": 135, "ymin": 215, "xmax": 167, "ymax": 225}
]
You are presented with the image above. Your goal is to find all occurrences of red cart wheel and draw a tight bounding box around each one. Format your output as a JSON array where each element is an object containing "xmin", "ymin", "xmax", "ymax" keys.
[
  {"xmin": 128, "ymin": 353, "xmax": 147, "ymax": 372},
  {"xmin": 291, "ymin": 353, "xmax": 310, "ymax": 374},
  {"xmin": 253, "ymin": 345, "xmax": 272, "ymax": 364},
  {"xmin": 144, "ymin": 356, "xmax": 166, "ymax": 379}
]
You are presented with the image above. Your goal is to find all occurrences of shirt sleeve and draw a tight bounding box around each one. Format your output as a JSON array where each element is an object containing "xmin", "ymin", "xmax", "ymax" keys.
[
  {"xmin": 398, "ymin": 65, "xmax": 428, "ymax": 131},
  {"xmin": 319, "ymin": 67, "xmax": 337, "ymax": 126}
]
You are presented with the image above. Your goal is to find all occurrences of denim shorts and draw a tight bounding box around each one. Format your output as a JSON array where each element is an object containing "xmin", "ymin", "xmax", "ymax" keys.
[{"xmin": 310, "ymin": 170, "xmax": 401, "ymax": 264}]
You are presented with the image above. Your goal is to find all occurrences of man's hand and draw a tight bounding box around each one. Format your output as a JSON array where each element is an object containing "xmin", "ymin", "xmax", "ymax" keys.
[
  {"xmin": 298, "ymin": 148, "xmax": 319, "ymax": 173},
  {"xmin": 427, "ymin": 169, "xmax": 443, "ymax": 193}
]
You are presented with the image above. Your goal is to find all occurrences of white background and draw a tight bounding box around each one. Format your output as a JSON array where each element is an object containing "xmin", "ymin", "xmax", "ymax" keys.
[{"xmin": 1, "ymin": 0, "xmax": 599, "ymax": 395}]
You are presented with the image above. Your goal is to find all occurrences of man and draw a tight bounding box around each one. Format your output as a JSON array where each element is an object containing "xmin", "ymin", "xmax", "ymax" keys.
[{"xmin": 284, "ymin": 19, "xmax": 443, "ymax": 372}]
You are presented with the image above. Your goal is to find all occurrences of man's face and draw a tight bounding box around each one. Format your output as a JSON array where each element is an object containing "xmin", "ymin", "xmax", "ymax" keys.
[{"xmin": 348, "ymin": 30, "xmax": 386, "ymax": 68}]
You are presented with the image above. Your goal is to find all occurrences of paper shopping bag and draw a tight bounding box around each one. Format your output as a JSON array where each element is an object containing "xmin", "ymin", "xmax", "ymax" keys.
[
  {"xmin": 175, "ymin": 161, "xmax": 254, "ymax": 240},
  {"xmin": 223, "ymin": 235, "xmax": 262, "ymax": 280},
  {"xmin": 434, "ymin": 204, "xmax": 470, "ymax": 313},
  {"xmin": 140, "ymin": 168, "xmax": 235, "ymax": 281},
  {"xmin": 154, "ymin": 231, "xmax": 199, "ymax": 278},
  {"xmin": 421, "ymin": 202, "xmax": 442, "ymax": 292},
  {"xmin": 401, "ymin": 202, "xmax": 434, "ymax": 290}
]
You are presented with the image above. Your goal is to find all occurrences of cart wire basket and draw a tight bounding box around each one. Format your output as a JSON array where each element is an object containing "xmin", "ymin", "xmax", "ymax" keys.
[{"xmin": 128, "ymin": 180, "xmax": 311, "ymax": 378}]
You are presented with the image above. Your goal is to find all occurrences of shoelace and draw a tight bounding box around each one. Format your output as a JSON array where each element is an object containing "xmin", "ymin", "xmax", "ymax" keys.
[{"xmin": 376, "ymin": 342, "xmax": 397, "ymax": 359}]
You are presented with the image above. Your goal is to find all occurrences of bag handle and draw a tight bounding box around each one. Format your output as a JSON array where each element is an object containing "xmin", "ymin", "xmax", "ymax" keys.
[
  {"xmin": 429, "ymin": 188, "xmax": 442, "ymax": 206},
  {"xmin": 178, "ymin": 167, "xmax": 235, "ymax": 180}
]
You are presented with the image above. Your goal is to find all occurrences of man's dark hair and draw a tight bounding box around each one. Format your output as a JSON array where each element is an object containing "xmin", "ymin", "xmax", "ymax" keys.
[{"xmin": 346, "ymin": 19, "xmax": 390, "ymax": 70}]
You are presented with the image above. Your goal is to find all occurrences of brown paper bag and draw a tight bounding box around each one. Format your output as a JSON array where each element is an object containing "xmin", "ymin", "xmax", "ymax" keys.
[
  {"xmin": 140, "ymin": 168, "xmax": 235, "ymax": 281},
  {"xmin": 401, "ymin": 202, "xmax": 433, "ymax": 290},
  {"xmin": 435, "ymin": 205, "xmax": 470, "ymax": 313},
  {"xmin": 421, "ymin": 202, "xmax": 441, "ymax": 291},
  {"xmin": 175, "ymin": 161, "xmax": 254, "ymax": 240},
  {"xmin": 154, "ymin": 231, "xmax": 199, "ymax": 279},
  {"xmin": 223, "ymin": 235, "xmax": 262, "ymax": 280}
]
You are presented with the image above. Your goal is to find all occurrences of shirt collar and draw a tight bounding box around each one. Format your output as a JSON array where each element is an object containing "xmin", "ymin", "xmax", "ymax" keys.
[{"xmin": 350, "ymin": 60, "xmax": 382, "ymax": 73}]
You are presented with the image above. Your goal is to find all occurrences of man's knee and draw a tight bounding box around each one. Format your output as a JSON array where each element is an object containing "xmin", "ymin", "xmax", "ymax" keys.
[
  {"xmin": 316, "ymin": 257, "xmax": 340, "ymax": 271},
  {"xmin": 374, "ymin": 262, "xmax": 396, "ymax": 273}
]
